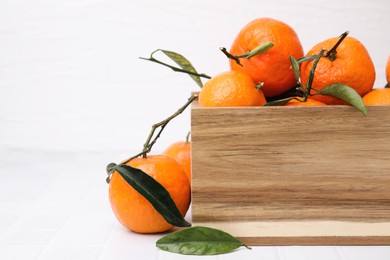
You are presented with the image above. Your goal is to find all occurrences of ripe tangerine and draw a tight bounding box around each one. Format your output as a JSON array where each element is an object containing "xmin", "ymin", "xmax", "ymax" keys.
[
  {"xmin": 363, "ymin": 88, "xmax": 390, "ymax": 105},
  {"xmin": 163, "ymin": 141, "xmax": 191, "ymax": 185},
  {"xmin": 109, "ymin": 155, "xmax": 191, "ymax": 234},
  {"xmin": 300, "ymin": 36, "xmax": 376, "ymax": 105},
  {"xmin": 229, "ymin": 17, "xmax": 304, "ymax": 97},
  {"xmin": 198, "ymin": 70, "xmax": 266, "ymax": 107}
]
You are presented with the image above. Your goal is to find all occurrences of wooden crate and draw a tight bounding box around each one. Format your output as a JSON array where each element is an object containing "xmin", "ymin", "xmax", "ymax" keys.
[{"xmin": 190, "ymin": 100, "xmax": 390, "ymax": 245}]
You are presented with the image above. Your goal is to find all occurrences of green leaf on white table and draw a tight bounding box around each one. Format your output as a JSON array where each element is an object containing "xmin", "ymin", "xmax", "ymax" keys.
[
  {"xmin": 156, "ymin": 226, "xmax": 250, "ymax": 255},
  {"xmin": 114, "ymin": 164, "xmax": 191, "ymax": 228}
]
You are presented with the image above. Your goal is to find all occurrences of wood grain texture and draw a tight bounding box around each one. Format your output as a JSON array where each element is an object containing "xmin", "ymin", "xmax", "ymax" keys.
[{"xmin": 191, "ymin": 101, "xmax": 390, "ymax": 245}]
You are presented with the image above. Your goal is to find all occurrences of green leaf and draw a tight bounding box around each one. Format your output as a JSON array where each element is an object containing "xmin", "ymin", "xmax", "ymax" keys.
[
  {"xmin": 290, "ymin": 56, "xmax": 300, "ymax": 82},
  {"xmin": 114, "ymin": 164, "xmax": 191, "ymax": 228},
  {"xmin": 306, "ymin": 49, "xmax": 325, "ymax": 93},
  {"xmin": 246, "ymin": 42, "xmax": 274, "ymax": 59},
  {"xmin": 156, "ymin": 226, "xmax": 250, "ymax": 255},
  {"xmin": 159, "ymin": 49, "xmax": 204, "ymax": 88},
  {"xmin": 319, "ymin": 83, "xmax": 368, "ymax": 116},
  {"xmin": 296, "ymin": 55, "xmax": 320, "ymax": 64}
]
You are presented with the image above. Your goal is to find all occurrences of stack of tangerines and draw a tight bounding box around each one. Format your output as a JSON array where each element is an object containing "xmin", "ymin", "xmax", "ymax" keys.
[
  {"xmin": 198, "ymin": 17, "xmax": 390, "ymax": 107},
  {"xmin": 109, "ymin": 17, "xmax": 390, "ymax": 235}
]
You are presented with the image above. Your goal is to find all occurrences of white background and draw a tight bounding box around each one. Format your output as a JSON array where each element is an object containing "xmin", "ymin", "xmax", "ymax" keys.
[
  {"xmin": 0, "ymin": 1, "xmax": 390, "ymax": 259},
  {"xmin": 1, "ymin": 0, "xmax": 389, "ymax": 156}
]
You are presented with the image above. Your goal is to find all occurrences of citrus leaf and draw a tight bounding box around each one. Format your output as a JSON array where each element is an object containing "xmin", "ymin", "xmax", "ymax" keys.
[
  {"xmin": 114, "ymin": 164, "xmax": 191, "ymax": 228},
  {"xmin": 156, "ymin": 226, "xmax": 250, "ymax": 255},
  {"xmin": 319, "ymin": 83, "xmax": 367, "ymax": 116},
  {"xmin": 159, "ymin": 49, "xmax": 204, "ymax": 88},
  {"xmin": 246, "ymin": 42, "xmax": 274, "ymax": 59},
  {"xmin": 290, "ymin": 56, "xmax": 300, "ymax": 82},
  {"xmin": 296, "ymin": 54, "xmax": 320, "ymax": 64},
  {"xmin": 306, "ymin": 49, "xmax": 325, "ymax": 93}
]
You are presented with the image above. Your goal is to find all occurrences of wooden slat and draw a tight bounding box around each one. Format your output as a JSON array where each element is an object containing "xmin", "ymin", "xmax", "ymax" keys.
[{"xmin": 195, "ymin": 221, "xmax": 390, "ymax": 245}]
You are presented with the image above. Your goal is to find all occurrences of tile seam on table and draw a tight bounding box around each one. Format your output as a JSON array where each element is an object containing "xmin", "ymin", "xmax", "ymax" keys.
[
  {"xmin": 36, "ymin": 172, "xmax": 101, "ymax": 258},
  {"xmin": 97, "ymin": 222, "xmax": 120, "ymax": 259},
  {"xmin": 276, "ymin": 246, "xmax": 284, "ymax": 260},
  {"xmin": 334, "ymin": 246, "xmax": 347, "ymax": 260},
  {"xmin": 0, "ymin": 176, "xmax": 61, "ymax": 245}
]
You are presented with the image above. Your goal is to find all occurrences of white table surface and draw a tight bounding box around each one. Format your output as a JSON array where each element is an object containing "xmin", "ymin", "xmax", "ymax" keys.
[{"xmin": 1, "ymin": 149, "xmax": 389, "ymax": 260}]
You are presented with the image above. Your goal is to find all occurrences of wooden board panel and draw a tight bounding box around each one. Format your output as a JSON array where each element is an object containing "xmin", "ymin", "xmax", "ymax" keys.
[
  {"xmin": 196, "ymin": 221, "xmax": 390, "ymax": 245},
  {"xmin": 190, "ymin": 101, "xmax": 390, "ymax": 245}
]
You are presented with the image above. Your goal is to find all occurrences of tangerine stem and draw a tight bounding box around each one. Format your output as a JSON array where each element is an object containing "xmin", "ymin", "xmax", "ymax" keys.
[
  {"xmin": 139, "ymin": 55, "xmax": 211, "ymax": 79},
  {"xmin": 220, "ymin": 42, "xmax": 274, "ymax": 66},
  {"xmin": 266, "ymin": 85, "xmax": 303, "ymax": 103},
  {"xmin": 220, "ymin": 47, "xmax": 241, "ymax": 66},
  {"xmin": 122, "ymin": 94, "xmax": 198, "ymax": 165},
  {"xmin": 324, "ymin": 31, "xmax": 349, "ymax": 61},
  {"xmin": 305, "ymin": 48, "xmax": 326, "ymax": 101},
  {"xmin": 185, "ymin": 131, "xmax": 191, "ymax": 143}
]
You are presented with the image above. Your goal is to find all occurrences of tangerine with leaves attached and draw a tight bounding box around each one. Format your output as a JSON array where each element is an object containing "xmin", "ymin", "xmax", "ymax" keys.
[
  {"xmin": 300, "ymin": 36, "xmax": 376, "ymax": 105},
  {"xmin": 229, "ymin": 17, "xmax": 304, "ymax": 98},
  {"xmin": 109, "ymin": 155, "xmax": 191, "ymax": 234}
]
